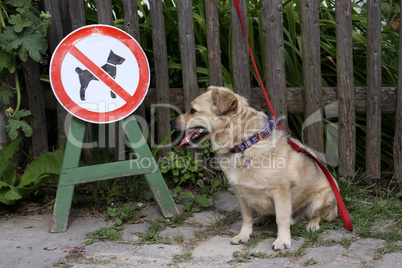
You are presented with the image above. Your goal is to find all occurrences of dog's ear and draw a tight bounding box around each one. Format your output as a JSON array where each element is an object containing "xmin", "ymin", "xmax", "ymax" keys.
[{"xmin": 211, "ymin": 88, "xmax": 237, "ymax": 115}]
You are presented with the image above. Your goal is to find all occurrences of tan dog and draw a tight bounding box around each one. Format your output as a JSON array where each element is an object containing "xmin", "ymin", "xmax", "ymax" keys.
[{"xmin": 170, "ymin": 86, "xmax": 337, "ymax": 250}]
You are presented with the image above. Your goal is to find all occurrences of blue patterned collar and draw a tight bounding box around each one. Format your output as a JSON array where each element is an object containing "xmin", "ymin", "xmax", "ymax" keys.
[{"xmin": 230, "ymin": 119, "xmax": 281, "ymax": 154}]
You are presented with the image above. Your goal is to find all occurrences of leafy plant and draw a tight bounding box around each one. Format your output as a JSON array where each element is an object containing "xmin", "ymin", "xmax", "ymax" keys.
[
  {"xmin": 0, "ymin": 0, "xmax": 50, "ymax": 140},
  {"xmin": 0, "ymin": 138, "xmax": 64, "ymax": 205},
  {"xmin": 85, "ymin": 226, "xmax": 122, "ymax": 245},
  {"xmin": 107, "ymin": 203, "xmax": 145, "ymax": 226}
]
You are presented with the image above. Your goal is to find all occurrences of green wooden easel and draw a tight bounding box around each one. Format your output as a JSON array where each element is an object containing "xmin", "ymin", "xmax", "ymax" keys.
[{"xmin": 50, "ymin": 115, "xmax": 178, "ymax": 233}]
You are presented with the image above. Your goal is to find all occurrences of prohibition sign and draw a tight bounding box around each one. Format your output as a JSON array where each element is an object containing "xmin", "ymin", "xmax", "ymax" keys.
[{"xmin": 50, "ymin": 25, "xmax": 150, "ymax": 124}]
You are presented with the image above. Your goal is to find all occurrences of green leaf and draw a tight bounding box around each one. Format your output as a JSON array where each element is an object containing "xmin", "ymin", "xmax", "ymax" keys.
[
  {"xmin": 18, "ymin": 149, "xmax": 64, "ymax": 188},
  {"xmin": 15, "ymin": 109, "xmax": 31, "ymax": 118},
  {"xmin": 5, "ymin": 187, "xmax": 22, "ymax": 200},
  {"xmin": 0, "ymin": 137, "xmax": 22, "ymax": 175},
  {"xmin": 8, "ymin": 14, "xmax": 32, "ymax": 33},
  {"xmin": 4, "ymin": 119, "xmax": 32, "ymax": 140},
  {"xmin": 0, "ymin": 48, "xmax": 17, "ymax": 73},
  {"xmin": 0, "ymin": 187, "xmax": 16, "ymax": 205},
  {"xmin": 0, "ymin": 26, "xmax": 47, "ymax": 62},
  {"xmin": 0, "ymin": 181, "xmax": 10, "ymax": 188},
  {"xmin": 195, "ymin": 195, "xmax": 210, "ymax": 207}
]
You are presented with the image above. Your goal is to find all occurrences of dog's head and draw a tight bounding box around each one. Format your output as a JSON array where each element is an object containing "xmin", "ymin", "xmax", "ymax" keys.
[{"xmin": 170, "ymin": 86, "xmax": 240, "ymax": 150}]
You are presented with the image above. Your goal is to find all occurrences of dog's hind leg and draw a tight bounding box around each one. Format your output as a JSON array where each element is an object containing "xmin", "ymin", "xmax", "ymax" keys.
[{"xmin": 231, "ymin": 189, "xmax": 253, "ymax": 245}]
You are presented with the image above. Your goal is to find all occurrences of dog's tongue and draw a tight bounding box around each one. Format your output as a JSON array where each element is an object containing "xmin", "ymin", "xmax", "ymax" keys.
[{"xmin": 177, "ymin": 128, "xmax": 201, "ymax": 151}]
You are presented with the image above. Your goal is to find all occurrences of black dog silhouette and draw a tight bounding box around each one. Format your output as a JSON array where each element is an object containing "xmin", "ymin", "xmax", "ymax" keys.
[{"xmin": 75, "ymin": 50, "xmax": 125, "ymax": 101}]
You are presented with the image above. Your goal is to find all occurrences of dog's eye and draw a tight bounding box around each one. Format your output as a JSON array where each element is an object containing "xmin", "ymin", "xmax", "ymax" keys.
[{"xmin": 190, "ymin": 108, "xmax": 197, "ymax": 114}]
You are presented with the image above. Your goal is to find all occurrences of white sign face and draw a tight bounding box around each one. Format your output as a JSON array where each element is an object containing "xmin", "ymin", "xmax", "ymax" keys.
[{"xmin": 50, "ymin": 25, "xmax": 150, "ymax": 124}]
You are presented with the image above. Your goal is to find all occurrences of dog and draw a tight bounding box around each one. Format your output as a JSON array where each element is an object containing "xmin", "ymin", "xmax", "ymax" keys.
[
  {"xmin": 170, "ymin": 86, "xmax": 338, "ymax": 251},
  {"xmin": 75, "ymin": 50, "xmax": 125, "ymax": 101}
]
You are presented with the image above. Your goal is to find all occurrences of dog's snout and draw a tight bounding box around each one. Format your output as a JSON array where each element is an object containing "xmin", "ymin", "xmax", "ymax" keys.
[{"xmin": 170, "ymin": 119, "xmax": 177, "ymax": 129}]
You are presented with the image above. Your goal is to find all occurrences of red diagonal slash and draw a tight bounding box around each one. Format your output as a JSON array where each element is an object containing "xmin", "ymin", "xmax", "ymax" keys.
[{"xmin": 69, "ymin": 46, "xmax": 131, "ymax": 102}]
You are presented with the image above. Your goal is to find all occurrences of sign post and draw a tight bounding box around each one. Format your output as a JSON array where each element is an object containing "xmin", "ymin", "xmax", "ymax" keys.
[{"xmin": 49, "ymin": 25, "xmax": 178, "ymax": 232}]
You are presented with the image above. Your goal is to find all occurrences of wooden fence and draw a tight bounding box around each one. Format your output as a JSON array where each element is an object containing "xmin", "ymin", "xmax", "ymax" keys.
[{"xmin": 26, "ymin": 0, "xmax": 400, "ymax": 181}]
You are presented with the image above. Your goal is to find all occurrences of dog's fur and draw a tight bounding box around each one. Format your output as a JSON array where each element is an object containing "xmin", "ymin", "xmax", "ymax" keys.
[{"xmin": 170, "ymin": 86, "xmax": 337, "ymax": 251}]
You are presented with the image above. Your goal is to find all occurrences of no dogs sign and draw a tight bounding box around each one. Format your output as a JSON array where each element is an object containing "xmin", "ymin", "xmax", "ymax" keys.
[{"xmin": 50, "ymin": 25, "xmax": 150, "ymax": 123}]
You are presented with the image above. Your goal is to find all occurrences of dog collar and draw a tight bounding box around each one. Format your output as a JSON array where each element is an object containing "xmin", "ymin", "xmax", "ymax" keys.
[{"xmin": 230, "ymin": 119, "xmax": 281, "ymax": 154}]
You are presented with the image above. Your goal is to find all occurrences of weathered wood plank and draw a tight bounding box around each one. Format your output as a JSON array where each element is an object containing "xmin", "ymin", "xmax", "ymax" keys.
[
  {"xmin": 123, "ymin": 0, "xmax": 146, "ymax": 122},
  {"xmin": 231, "ymin": 0, "xmax": 250, "ymax": 100},
  {"xmin": 366, "ymin": 0, "xmax": 382, "ymax": 180},
  {"xmin": 96, "ymin": 0, "xmax": 113, "ymax": 25},
  {"xmin": 300, "ymin": 0, "xmax": 324, "ymax": 153},
  {"xmin": 177, "ymin": 0, "xmax": 199, "ymax": 110},
  {"xmin": 205, "ymin": 0, "xmax": 222, "ymax": 87},
  {"xmin": 41, "ymin": 86, "xmax": 397, "ymax": 116},
  {"xmin": 262, "ymin": 0, "xmax": 288, "ymax": 129},
  {"xmin": 394, "ymin": 21, "xmax": 402, "ymax": 182},
  {"xmin": 24, "ymin": 58, "xmax": 48, "ymax": 157},
  {"xmin": 150, "ymin": 0, "xmax": 171, "ymax": 156},
  {"xmin": 44, "ymin": 0, "xmax": 68, "ymax": 148},
  {"xmin": 336, "ymin": 0, "xmax": 355, "ymax": 176}
]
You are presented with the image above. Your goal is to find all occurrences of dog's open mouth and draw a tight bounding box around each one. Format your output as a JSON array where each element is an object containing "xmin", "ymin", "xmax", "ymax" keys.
[{"xmin": 177, "ymin": 127, "xmax": 209, "ymax": 150}]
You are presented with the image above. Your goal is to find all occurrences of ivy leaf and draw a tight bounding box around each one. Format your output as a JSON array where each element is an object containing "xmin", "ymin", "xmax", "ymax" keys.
[
  {"xmin": 15, "ymin": 109, "xmax": 32, "ymax": 119},
  {"xmin": 4, "ymin": 119, "xmax": 33, "ymax": 140},
  {"xmin": 0, "ymin": 26, "xmax": 47, "ymax": 63},
  {"xmin": 0, "ymin": 48, "xmax": 17, "ymax": 73},
  {"xmin": 8, "ymin": 14, "xmax": 32, "ymax": 33},
  {"xmin": 0, "ymin": 85, "xmax": 15, "ymax": 105}
]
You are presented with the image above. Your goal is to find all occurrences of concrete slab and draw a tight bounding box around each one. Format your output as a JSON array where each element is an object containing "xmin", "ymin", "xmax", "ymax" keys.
[
  {"xmin": 0, "ymin": 213, "xmax": 107, "ymax": 268},
  {"xmin": 192, "ymin": 236, "xmax": 244, "ymax": 263}
]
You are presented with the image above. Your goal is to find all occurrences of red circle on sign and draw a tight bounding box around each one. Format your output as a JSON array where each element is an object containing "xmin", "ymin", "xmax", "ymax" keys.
[{"xmin": 50, "ymin": 25, "xmax": 150, "ymax": 124}]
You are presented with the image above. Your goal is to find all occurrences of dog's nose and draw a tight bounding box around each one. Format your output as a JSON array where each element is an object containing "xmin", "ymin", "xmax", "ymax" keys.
[{"xmin": 170, "ymin": 119, "xmax": 176, "ymax": 129}]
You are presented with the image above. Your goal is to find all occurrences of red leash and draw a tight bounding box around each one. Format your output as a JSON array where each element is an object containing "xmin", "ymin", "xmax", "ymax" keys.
[{"xmin": 233, "ymin": 0, "xmax": 353, "ymax": 231}]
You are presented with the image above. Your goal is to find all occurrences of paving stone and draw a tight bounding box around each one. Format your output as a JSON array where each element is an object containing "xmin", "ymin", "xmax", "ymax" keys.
[
  {"xmin": 344, "ymin": 238, "xmax": 385, "ymax": 264},
  {"xmin": 322, "ymin": 229, "xmax": 356, "ymax": 242},
  {"xmin": 159, "ymin": 226, "xmax": 198, "ymax": 240},
  {"xmin": 238, "ymin": 258, "xmax": 290, "ymax": 267},
  {"xmin": 84, "ymin": 241, "xmax": 133, "ymax": 255},
  {"xmin": 213, "ymin": 191, "xmax": 239, "ymax": 212},
  {"xmin": 192, "ymin": 236, "xmax": 244, "ymax": 263},
  {"xmin": 142, "ymin": 205, "xmax": 162, "ymax": 220},
  {"xmin": 120, "ymin": 223, "xmax": 148, "ymax": 242},
  {"xmin": 297, "ymin": 245, "xmax": 346, "ymax": 266},
  {"xmin": 185, "ymin": 211, "xmax": 224, "ymax": 226},
  {"xmin": 374, "ymin": 252, "xmax": 402, "ymax": 267},
  {"xmin": 131, "ymin": 244, "xmax": 182, "ymax": 262}
]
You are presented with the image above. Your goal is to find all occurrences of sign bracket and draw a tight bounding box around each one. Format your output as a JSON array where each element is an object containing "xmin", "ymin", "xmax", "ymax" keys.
[{"xmin": 50, "ymin": 116, "xmax": 179, "ymax": 233}]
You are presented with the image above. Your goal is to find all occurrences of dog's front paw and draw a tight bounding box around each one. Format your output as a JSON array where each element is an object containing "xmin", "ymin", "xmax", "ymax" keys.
[
  {"xmin": 230, "ymin": 234, "xmax": 250, "ymax": 245},
  {"xmin": 272, "ymin": 238, "xmax": 291, "ymax": 251}
]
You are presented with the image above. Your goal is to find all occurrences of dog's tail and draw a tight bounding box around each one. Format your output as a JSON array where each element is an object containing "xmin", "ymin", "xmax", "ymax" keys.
[{"xmin": 75, "ymin": 67, "xmax": 82, "ymax": 74}]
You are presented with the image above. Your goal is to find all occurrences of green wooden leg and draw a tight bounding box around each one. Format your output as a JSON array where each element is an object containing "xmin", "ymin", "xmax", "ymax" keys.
[
  {"xmin": 50, "ymin": 117, "xmax": 86, "ymax": 233},
  {"xmin": 123, "ymin": 116, "xmax": 179, "ymax": 218}
]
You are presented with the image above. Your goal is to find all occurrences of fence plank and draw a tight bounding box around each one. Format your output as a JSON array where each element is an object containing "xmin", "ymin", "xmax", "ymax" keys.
[
  {"xmin": 150, "ymin": 0, "xmax": 171, "ymax": 156},
  {"xmin": 43, "ymin": 0, "xmax": 68, "ymax": 147},
  {"xmin": 96, "ymin": 0, "xmax": 113, "ymax": 25},
  {"xmin": 366, "ymin": 0, "xmax": 382, "ymax": 180},
  {"xmin": 231, "ymin": 0, "xmax": 250, "ymax": 99},
  {"xmin": 24, "ymin": 58, "xmax": 48, "ymax": 157},
  {"xmin": 177, "ymin": 0, "xmax": 199, "ymax": 110},
  {"xmin": 205, "ymin": 0, "xmax": 222, "ymax": 87},
  {"xmin": 299, "ymin": 0, "xmax": 324, "ymax": 153},
  {"xmin": 336, "ymin": 0, "xmax": 355, "ymax": 176},
  {"xmin": 394, "ymin": 22, "xmax": 402, "ymax": 182},
  {"xmin": 262, "ymin": 0, "xmax": 288, "ymax": 129}
]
